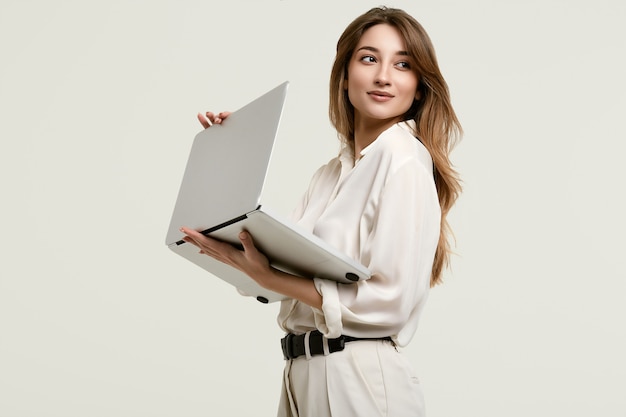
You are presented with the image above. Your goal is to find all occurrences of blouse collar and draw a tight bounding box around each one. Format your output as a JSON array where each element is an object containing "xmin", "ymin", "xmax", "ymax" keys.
[{"xmin": 339, "ymin": 120, "xmax": 418, "ymax": 166}]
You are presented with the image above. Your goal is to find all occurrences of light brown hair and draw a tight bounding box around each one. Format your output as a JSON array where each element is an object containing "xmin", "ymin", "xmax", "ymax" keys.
[{"xmin": 329, "ymin": 6, "xmax": 462, "ymax": 286}]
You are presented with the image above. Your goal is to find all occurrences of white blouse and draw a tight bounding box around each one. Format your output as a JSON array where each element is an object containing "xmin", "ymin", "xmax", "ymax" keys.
[{"xmin": 278, "ymin": 121, "xmax": 441, "ymax": 347}]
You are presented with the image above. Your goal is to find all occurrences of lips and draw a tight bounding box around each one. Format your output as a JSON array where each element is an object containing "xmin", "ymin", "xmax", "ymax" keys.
[{"xmin": 367, "ymin": 90, "xmax": 394, "ymax": 102}]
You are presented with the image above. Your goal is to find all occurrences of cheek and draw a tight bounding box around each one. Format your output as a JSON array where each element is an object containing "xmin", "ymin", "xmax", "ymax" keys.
[
  {"xmin": 346, "ymin": 87, "xmax": 358, "ymax": 109},
  {"xmin": 403, "ymin": 79, "xmax": 420, "ymax": 102},
  {"xmin": 345, "ymin": 75, "xmax": 362, "ymax": 102}
]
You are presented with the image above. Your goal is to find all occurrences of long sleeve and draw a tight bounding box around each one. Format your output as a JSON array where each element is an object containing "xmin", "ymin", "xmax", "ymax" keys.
[
  {"xmin": 278, "ymin": 121, "xmax": 440, "ymax": 347},
  {"xmin": 314, "ymin": 158, "xmax": 440, "ymax": 346}
]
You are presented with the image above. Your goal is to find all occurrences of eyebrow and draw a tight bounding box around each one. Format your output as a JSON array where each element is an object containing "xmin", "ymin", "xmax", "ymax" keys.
[{"xmin": 356, "ymin": 46, "xmax": 409, "ymax": 56}]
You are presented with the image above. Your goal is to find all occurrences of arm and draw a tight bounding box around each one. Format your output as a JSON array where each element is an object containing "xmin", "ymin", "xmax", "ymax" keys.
[
  {"xmin": 180, "ymin": 228, "xmax": 322, "ymax": 309},
  {"xmin": 313, "ymin": 159, "xmax": 441, "ymax": 342},
  {"xmin": 183, "ymin": 110, "xmax": 322, "ymax": 308}
]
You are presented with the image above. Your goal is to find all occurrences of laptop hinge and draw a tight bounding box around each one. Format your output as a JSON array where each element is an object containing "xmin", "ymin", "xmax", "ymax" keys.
[{"xmin": 175, "ymin": 213, "xmax": 250, "ymax": 245}]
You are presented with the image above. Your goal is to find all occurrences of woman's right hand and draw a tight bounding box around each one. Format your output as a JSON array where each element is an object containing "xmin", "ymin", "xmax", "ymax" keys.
[{"xmin": 197, "ymin": 111, "xmax": 231, "ymax": 129}]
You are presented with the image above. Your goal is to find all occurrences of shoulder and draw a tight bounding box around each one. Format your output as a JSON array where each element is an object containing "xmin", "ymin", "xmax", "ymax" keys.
[
  {"xmin": 304, "ymin": 154, "xmax": 342, "ymax": 190},
  {"xmin": 314, "ymin": 154, "xmax": 342, "ymax": 177},
  {"xmin": 369, "ymin": 121, "xmax": 434, "ymax": 178}
]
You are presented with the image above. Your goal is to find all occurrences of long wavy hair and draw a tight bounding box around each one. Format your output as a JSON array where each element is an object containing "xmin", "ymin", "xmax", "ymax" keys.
[{"xmin": 329, "ymin": 6, "xmax": 462, "ymax": 286}]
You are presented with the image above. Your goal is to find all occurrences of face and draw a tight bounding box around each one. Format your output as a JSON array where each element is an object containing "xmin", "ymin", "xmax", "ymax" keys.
[{"xmin": 346, "ymin": 24, "xmax": 419, "ymax": 129}]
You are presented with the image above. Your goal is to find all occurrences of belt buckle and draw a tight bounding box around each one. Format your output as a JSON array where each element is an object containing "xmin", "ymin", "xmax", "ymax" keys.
[{"xmin": 328, "ymin": 335, "xmax": 346, "ymax": 354}]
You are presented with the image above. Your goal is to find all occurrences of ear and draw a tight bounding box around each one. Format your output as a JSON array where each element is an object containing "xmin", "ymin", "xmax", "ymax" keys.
[{"xmin": 414, "ymin": 79, "xmax": 422, "ymax": 100}]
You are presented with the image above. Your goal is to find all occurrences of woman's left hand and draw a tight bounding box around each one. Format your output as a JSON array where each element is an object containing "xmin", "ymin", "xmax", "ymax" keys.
[{"xmin": 179, "ymin": 227, "xmax": 273, "ymax": 287}]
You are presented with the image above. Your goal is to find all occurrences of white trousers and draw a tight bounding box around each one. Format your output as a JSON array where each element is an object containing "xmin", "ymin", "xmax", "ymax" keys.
[{"xmin": 277, "ymin": 339, "xmax": 425, "ymax": 417}]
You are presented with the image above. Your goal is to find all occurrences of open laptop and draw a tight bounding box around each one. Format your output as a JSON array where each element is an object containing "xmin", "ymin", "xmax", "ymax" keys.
[{"xmin": 165, "ymin": 81, "xmax": 370, "ymax": 303}]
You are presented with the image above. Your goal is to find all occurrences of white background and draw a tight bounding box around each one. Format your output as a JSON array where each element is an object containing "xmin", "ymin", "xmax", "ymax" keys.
[{"xmin": 1, "ymin": 0, "xmax": 625, "ymax": 416}]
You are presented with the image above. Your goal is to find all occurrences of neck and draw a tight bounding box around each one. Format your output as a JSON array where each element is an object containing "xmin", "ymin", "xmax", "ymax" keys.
[{"xmin": 352, "ymin": 116, "xmax": 402, "ymax": 160}]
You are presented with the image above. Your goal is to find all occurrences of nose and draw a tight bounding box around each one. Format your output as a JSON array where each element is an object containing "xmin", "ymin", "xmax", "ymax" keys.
[{"xmin": 375, "ymin": 65, "xmax": 391, "ymax": 86}]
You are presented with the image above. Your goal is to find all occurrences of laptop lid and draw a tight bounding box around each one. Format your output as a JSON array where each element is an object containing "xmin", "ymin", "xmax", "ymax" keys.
[
  {"xmin": 165, "ymin": 81, "xmax": 371, "ymax": 303},
  {"xmin": 166, "ymin": 81, "xmax": 288, "ymax": 246}
]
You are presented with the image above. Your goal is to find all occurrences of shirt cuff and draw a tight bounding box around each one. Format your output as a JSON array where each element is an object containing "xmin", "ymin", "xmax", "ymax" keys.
[{"xmin": 312, "ymin": 278, "xmax": 343, "ymax": 338}]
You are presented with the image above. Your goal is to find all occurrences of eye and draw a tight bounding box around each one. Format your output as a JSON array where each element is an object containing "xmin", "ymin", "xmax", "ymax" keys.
[
  {"xmin": 396, "ymin": 61, "xmax": 411, "ymax": 70},
  {"xmin": 360, "ymin": 55, "xmax": 377, "ymax": 64}
]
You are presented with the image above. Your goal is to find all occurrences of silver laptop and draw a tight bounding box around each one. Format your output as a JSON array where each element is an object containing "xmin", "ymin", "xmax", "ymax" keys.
[{"xmin": 165, "ymin": 81, "xmax": 370, "ymax": 303}]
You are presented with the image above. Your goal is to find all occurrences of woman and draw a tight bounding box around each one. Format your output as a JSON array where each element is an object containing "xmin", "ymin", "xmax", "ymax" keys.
[{"xmin": 183, "ymin": 6, "xmax": 461, "ymax": 417}]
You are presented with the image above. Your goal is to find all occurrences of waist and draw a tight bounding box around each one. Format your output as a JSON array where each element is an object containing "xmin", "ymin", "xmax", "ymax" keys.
[{"xmin": 281, "ymin": 330, "xmax": 393, "ymax": 360}]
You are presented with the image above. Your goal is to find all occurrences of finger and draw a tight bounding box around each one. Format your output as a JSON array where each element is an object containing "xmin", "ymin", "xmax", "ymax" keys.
[
  {"xmin": 181, "ymin": 228, "xmax": 213, "ymax": 249},
  {"xmin": 185, "ymin": 235, "xmax": 225, "ymax": 260},
  {"xmin": 181, "ymin": 227, "xmax": 240, "ymax": 260},
  {"xmin": 238, "ymin": 231, "xmax": 255, "ymax": 252},
  {"xmin": 180, "ymin": 226, "xmax": 203, "ymax": 239},
  {"xmin": 183, "ymin": 235, "xmax": 208, "ymax": 253},
  {"xmin": 211, "ymin": 111, "xmax": 231, "ymax": 125},
  {"xmin": 197, "ymin": 112, "xmax": 212, "ymax": 129},
  {"xmin": 208, "ymin": 112, "xmax": 221, "ymax": 124},
  {"xmin": 238, "ymin": 232, "xmax": 263, "ymax": 262},
  {"xmin": 182, "ymin": 236, "xmax": 199, "ymax": 247}
]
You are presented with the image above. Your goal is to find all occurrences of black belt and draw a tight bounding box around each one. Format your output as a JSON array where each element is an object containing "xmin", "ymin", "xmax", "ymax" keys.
[{"xmin": 281, "ymin": 330, "xmax": 393, "ymax": 360}]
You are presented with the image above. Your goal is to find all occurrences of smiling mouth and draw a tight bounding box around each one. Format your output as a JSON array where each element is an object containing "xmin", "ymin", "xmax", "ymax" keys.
[
  {"xmin": 368, "ymin": 91, "xmax": 394, "ymax": 102},
  {"xmin": 368, "ymin": 91, "xmax": 394, "ymax": 98}
]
